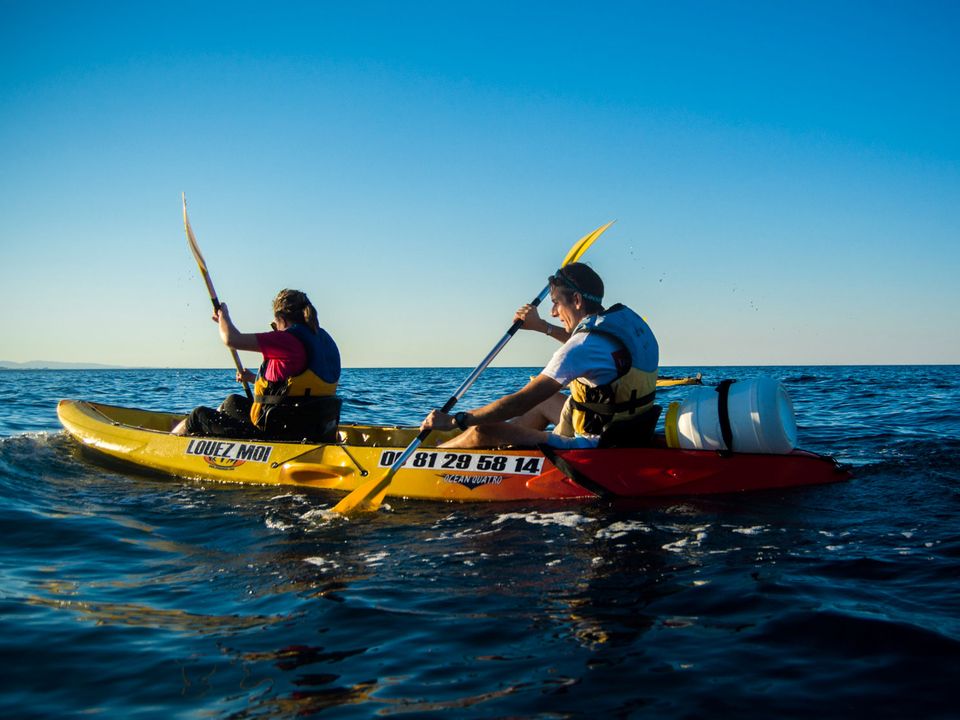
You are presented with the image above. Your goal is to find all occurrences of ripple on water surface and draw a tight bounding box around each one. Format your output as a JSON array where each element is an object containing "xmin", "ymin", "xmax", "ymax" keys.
[{"xmin": 0, "ymin": 366, "xmax": 959, "ymax": 717}]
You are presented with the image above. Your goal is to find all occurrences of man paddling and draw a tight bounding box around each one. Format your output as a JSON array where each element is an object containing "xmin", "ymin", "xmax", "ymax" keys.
[{"xmin": 422, "ymin": 263, "xmax": 660, "ymax": 449}]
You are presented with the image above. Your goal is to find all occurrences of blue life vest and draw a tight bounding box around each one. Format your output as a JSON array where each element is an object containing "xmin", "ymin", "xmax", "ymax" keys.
[
  {"xmin": 250, "ymin": 324, "xmax": 341, "ymax": 440},
  {"xmin": 567, "ymin": 303, "xmax": 659, "ymax": 436}
]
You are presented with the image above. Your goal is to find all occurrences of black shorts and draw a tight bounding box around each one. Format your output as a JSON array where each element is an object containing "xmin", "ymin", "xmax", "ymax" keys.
[{"xmin": 184, "ymin": 394, "xmax": 261, "ymax": 439}]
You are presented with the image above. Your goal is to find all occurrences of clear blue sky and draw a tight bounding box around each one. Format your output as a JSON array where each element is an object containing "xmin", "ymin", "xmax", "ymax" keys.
[{"xmin": 2, "ymin": 1, "xmax": 958, "ymax": 368}]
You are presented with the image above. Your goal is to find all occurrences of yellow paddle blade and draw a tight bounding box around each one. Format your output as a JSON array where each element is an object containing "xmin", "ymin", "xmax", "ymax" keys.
[
  {"xmin": 182, "ymin": 193, "xmax": 208, "ymax": 274},
  {"xmin": 560, "ymin": 220, "xmax": 615, "ymax": 268},
  {"xmin": 332, "ymin": 471, "xmax": 392, "ymax": 514}
]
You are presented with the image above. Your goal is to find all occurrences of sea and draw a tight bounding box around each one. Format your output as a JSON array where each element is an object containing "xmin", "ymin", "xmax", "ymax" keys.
[{"xmin": 0, "ymin": 365, "xmax": 958, "ymax": 719}]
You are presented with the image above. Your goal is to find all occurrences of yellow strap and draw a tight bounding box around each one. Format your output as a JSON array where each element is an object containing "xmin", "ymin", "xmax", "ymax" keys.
[{"xmin": 664, "ymin": 401, "xmax": 681, "ymax": 449}]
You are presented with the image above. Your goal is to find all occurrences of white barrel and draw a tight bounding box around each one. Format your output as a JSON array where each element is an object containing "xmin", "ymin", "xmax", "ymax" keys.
[{"xmin": 665, "ymin": 377, "xmax": 797, "ymax": 454}]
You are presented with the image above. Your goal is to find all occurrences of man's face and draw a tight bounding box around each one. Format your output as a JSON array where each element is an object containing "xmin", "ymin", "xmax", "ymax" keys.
[{"xmin": 550, "ymin": 287, "xmax": 584, "ymax": 332}]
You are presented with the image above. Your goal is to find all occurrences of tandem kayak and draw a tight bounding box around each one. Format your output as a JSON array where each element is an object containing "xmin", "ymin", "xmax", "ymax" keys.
[{"xmin": 57, "ymin": 399, "xmax": 850, "ymax": 502}]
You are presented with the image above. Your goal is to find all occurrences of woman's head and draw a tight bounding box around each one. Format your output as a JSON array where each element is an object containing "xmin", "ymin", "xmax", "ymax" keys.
[{"xmin": 272, "ymin": 289, "xmax": 319, "ymax": 332}]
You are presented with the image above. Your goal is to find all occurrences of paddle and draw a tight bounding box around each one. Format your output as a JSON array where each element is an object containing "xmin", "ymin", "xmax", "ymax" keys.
[
  {"xmin": 181, "ymin": 193, "xmax": 253, "ymax": 400},
  {"xmin": 331, "ymin": 221, "xmax": 615, "ymax": 515}
]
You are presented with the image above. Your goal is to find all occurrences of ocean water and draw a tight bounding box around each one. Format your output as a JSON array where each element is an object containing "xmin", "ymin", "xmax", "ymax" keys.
[{"xmin": 0, "ymin": 365, "xmax": 958, "ymax": 718}]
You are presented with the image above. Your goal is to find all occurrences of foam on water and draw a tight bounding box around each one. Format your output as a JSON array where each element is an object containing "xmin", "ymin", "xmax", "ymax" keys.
[
  {"xmin": 595, "ymin": 519, "xmax": 654, "ymax": 539},
  {"xmin": 492, "ymin": 510, "xmax": 597, "ymax": 529}
]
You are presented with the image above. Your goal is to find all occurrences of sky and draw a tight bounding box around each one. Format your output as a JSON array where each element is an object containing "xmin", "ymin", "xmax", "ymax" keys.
[{"xmin": 1, "ymin": 1, "xmax": 958, "ymax": 368}]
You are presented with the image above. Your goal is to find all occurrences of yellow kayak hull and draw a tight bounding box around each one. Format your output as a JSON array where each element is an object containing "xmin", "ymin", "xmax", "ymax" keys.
[
  {"xmin": 656, "ymin": 373, "xmax": 703, "ymax": 387},
  {"xmin": 56, "ymin": 400, "xmax": 591, "ymax": 501}
]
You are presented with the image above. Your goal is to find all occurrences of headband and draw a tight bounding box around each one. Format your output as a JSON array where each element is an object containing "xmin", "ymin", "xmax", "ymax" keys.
[{"xmin": 552, "ymin": 267, "xmax": 603, "ymax": 304}]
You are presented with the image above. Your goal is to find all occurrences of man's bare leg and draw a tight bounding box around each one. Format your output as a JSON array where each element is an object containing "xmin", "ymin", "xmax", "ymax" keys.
[
  {"xmin": 439, "ymin": 422, "xmax": 550, "ymax": 449},
  {"xmin": 511, "ymin": 392, "xmax": 565, "ymax": 430}
]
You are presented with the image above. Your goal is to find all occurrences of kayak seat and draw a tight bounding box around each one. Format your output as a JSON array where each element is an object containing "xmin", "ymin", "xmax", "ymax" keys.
[
  {"xmin": 260, "ymin": 395, "xmax": 342, "ymax": 443},
  {"xmin": 597, "ymin": 404, "xmax": 662, "ymax": 449}
]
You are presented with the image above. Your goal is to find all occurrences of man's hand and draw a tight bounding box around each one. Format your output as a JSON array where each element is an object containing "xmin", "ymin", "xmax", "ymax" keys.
[
  {"xmin": 514, "ymin": 303, "xmax": 548, "ymax": 333},
  {"xmin": 422, "ymin": 409, "xmax": 457, "ymax": 432}
]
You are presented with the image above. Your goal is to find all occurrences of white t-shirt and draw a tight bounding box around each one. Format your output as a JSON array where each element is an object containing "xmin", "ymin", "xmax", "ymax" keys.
[
  {"xmin": 541, "ymin": 332, "xmax": 624, "ymax": 447},
  {"xmin": 541, "ymin": 332, "xmax": 623, "ymax": 388}
]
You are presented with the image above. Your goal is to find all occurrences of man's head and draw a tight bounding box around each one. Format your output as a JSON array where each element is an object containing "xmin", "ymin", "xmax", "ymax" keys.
[{"xmin": 548, "ymin": 263, "xmax": 604, "ymax": 331}]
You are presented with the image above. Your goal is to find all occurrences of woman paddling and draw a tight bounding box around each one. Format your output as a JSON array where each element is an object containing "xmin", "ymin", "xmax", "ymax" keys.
[{"xmin": 172, "ymin": 289, "xmax": 341, "ymax": 442}]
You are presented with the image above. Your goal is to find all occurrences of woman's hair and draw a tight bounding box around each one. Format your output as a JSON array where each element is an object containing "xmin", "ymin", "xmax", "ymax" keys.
[
  {"xmin": 273, "ymin": 289, "xmax": 320, "ymax": 333},
  {"xmin": 548, "ymin": 262, "xmax": 604, "ymax": 314}
]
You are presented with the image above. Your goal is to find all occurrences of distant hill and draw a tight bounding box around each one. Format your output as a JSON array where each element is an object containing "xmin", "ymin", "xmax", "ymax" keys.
[{"xmin": 0, "ymin": 360, "xmax": 126, "ymax": 370}]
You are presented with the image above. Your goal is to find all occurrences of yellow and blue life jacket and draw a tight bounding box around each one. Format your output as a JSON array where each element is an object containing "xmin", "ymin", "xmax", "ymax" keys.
[
  {"xmin": 567, "ymin": 303, "xmax": 659, "ymax": 437},
  {"xmin": 250, "ymin": 324, "xmax": 341, "ymax": 441}
]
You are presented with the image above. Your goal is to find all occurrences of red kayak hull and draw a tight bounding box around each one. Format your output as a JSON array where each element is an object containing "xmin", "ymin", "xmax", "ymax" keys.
[{"xmin": 549, "ymin": 446, "xmax": 851, "ymax": 497}]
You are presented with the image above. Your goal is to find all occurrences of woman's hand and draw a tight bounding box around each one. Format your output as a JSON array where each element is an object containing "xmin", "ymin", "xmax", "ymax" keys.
[
  {"xmin": 212, "ymin": 303, "xmax": 230, "ymax": 323},
  {"xmin": 236, "ymin": 369, "xmax": 256, "ymax": 384}
]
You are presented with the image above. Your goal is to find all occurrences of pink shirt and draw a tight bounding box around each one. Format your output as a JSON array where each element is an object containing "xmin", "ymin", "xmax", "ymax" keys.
[{"xmin": 255, "ymin": 331, "xmax": 308, "ymax": 382}]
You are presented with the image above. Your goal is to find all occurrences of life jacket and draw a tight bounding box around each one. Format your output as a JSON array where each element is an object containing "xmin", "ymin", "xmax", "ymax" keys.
[
  {"xmin": 566, "ymin": 303, "xmax": 659, "ymax": 438},
  {"xmin": 250, "ymin": 324, "xmax": 342, "ymax": 442}
]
